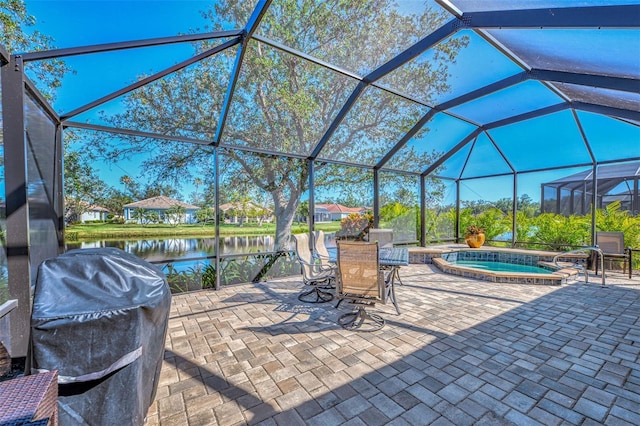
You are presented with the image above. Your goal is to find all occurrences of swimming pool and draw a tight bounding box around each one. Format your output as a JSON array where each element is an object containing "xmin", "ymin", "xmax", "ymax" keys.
[
  {"xmin": 451, "ymin": 260, "xmax": 554, "ymax": 274},
  {"xmin": 432, "ymin": 249, "xmax": 578, "ymax": 285}
]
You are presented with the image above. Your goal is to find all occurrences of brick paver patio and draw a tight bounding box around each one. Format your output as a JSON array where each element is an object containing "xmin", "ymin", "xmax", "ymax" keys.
[{"xmin": 145, "ymin": 265, "xmax": 640, "ymax": 425}]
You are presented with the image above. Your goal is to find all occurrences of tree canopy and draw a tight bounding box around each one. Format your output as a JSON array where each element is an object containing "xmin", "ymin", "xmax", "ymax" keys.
[
  {"xmin": 0, "ymin": 0, "xmax": 69, "ymax": 99},
  {"xmin": 84, "ymin": 0, "xmax": 467, "ymax": 249}
]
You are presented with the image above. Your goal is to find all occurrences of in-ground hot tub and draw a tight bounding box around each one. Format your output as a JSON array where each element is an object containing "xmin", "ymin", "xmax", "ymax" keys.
[{"xmin": 432, "ymin": 249, "xmax": 581, "ymax": 285}]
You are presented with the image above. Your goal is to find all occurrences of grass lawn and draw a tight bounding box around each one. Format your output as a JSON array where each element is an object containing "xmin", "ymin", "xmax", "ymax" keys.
[{"xmin": 66, "ymin": 221, "xmax": 342, "ymax": 241}]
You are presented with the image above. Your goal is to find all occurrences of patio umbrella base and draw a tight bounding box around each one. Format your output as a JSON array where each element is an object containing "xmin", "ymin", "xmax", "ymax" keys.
[
  {"xmin": 338, "ymin": 306, "xmax": 385, "ymax": 331},
  {"xmin": 298, "ymin": 287, "xmax": 334, "ymax": 303}
]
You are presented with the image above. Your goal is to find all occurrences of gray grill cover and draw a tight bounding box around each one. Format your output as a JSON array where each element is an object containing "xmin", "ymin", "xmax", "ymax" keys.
[{"xmin": 30, "ymin": 248, "xmax": 171, "ymax": 425}]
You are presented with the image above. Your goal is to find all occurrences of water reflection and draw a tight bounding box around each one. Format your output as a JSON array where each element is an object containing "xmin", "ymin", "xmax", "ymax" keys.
[{"xmin": 65, "ymin": 235, "xmax": 278, "ymax": 262}]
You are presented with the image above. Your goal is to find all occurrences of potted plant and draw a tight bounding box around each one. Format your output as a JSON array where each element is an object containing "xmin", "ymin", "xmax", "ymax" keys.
[
  {"xmin": 335, "ymin": 212, "xmax": 373, "ymax": 241},
  {"xmin": 464, "ymin": 225, "xmax": 485, "ymax": 248}
]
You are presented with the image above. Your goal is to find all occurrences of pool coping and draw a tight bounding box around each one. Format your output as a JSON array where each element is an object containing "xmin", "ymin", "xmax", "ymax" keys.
[{"xmin": 431, "ymin": 257, "xmax": 580, "ymax": 285}]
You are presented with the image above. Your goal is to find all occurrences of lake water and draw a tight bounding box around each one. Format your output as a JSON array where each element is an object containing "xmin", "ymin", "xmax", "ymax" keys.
[
  {"xmin": 65, "ymin": 233, "xmax": 340, "ymax": 262},
  {"xmin": 65, "ymin": 235, "xmax": 282, "ymax": 262}
]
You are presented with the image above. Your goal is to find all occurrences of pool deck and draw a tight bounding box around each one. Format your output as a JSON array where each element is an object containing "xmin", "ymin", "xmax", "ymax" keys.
[{"xmin": 145, "ymin": 265, "xmax": 639, "ymax": 425}]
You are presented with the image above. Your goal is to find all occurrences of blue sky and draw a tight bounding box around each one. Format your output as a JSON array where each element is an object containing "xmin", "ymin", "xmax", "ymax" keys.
[
  {"xmin": 21, "ymin": 1, "xmax": 640, "ymax": 206},
  {"xmin": 25, "ymin": 1, "xmax": 216, "ymax": 195},
  {"xmin": 27, "ymin": 1, "xmax": 212, "ymax": 47}
]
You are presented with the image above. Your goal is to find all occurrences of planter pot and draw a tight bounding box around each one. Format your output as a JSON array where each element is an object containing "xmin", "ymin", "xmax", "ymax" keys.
[{"xmin": 465, "ymin": 233, "xmax": 485, "ymax": 248}]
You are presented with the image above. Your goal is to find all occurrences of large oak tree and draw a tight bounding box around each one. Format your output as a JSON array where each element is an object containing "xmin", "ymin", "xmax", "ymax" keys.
[{"xmin": 91, "ymin": 0, "xmax": 466, "ymax": 250}]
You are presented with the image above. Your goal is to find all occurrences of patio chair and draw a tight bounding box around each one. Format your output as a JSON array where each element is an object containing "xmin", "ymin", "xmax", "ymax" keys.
[
  {"xmin": 313, "ymin": 230, "xmax": 337, "ymax": 282},
  {"xmin": 368, "ymin": 228, "xmax": 394, "ymax": 248},
  {"xmin": 335, "ymin": 241, "xmax": 386, "ymax": 331},
  {"xmin": 368, "ymin": 228, "xmax": 403, "ymax": 286},
  {"xmin": 595, "ymin": 232, "xmax": 632, "ymax": 279},
  {"xmin": 292, "ymin": 233, "xmax": 334, "ymax": 303}
]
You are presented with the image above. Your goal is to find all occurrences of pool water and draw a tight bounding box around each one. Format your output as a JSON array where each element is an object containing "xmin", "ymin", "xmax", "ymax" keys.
[{"xmin": 452, "ymin": 260, "xmax": 553, "ymax": 274}]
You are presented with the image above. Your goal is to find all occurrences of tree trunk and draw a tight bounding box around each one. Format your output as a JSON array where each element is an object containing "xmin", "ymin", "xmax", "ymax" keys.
[{"xmin": 272, "ymin": 189, "xmax": 300, "ymax": 252}]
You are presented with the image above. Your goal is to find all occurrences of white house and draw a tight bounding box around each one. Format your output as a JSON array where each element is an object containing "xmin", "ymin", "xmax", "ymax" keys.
[
  {"xmin": 123, "ymin": 196, "xmax": 200, "ymax": 224},
  {"xmin": 219, "ymin": 201, "xmax": 273, "ymax": 224},
  {"xmin": 80, "ymin": 205, "xmax": 110, "ymax": 222}
]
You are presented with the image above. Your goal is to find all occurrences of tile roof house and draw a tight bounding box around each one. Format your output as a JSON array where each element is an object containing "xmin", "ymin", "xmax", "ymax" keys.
[
  {"xmin": 123, "ymin": 196, "xmax": 200, "ymax": 224},
  {"xmin": 315, "ymin": 203, "xmax": 367, "ymax": 221}
]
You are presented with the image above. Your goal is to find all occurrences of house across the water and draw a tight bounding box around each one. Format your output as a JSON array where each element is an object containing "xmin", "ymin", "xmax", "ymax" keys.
[{"xmin": 123, "ymin": 196, "xmax": 200, "ymax": 224}]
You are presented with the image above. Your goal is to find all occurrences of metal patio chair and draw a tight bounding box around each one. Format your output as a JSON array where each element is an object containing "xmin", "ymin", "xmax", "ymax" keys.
[
  {"xmin": 595, "ymin": 231, "xmax": 632, "ymax": 279},
  {"xmin": 292, "ymin": 233, "xmax": 334, "ymax": 303},
  {"xmin": 313, "ymin": 230, "xmax": 337, "ymax": 284}
]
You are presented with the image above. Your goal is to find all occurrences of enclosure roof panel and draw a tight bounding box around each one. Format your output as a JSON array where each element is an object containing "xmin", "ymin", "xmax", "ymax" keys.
[
  {"xmin": 543, "ymin": 161, "xmax": 640, "ymax": 186},
  {"xmin": 459, "ymin": 133, "xmax": 513, "ymax": 179},
  {"xmin": 486, "ymin": 29, "xmax": 640, "ymax": 79},
  {"xmin": 488, "ymin": 110, "xmax": 594, "ymax": 172},
  {"xmin": 23, "ymin": 1, "xmax": 254, "ymax": 49},
  {"xmin": 254, "ymin": 0, "xmax": 452, "ymax": 77},
  {"xmin": 446, "ymin": 80, "xmax": 565, "ymax": 125},
  {"xmin": 557, "ymin": 83, "xmax": 640, "ymax": 112},
  {"xmin": 577, "ymin": 112, "xmax": 640, "ymax": 163},
  {"xmin": 12, "ymin": 0, "xmax": 640, "ymax": 181},
  {"xmin": 449, "ymin": 0, "xmax": 640, "ymax": 13},
  {"xmin": 384, "ymin": 112, "xmax": 478, "ymax": 173},
  {"xmin": 315, "ymin": 85, "xmax": 430, "ymax": 167}
]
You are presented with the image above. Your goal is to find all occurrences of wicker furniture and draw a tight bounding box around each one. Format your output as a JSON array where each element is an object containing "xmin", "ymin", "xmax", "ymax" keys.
[
  {"xmin": 336, "ymin": 241, "xmax": 386, "ymax": 331},
  {"xmin": 292, "ymin": 233, "xmax": 334, "ymax": 303},
  {"xmin": 595, "ymin": 232, "xmax": 632, "ymax": 279}
]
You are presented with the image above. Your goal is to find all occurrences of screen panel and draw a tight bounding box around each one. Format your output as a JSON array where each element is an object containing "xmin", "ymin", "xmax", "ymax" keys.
[
  {"xmin": 255, "ymin": 0, "xmax": 452, "ymax": 76},
  {"xmin": 317, "ymin": 85, "xmax": 429, "ymax": 166},
  {"xmin": 25, "ymin": 93, "xmax": 61, "ymax": 285},
  {"xmin": 26, "ymin": 1, "xmax": 247, "ymax": 48},
  {"xmin": 450, "ymin": 0, "xmax": 638, "ymax": 12},
  {"xmin": 222, "ymin": 40, "xmax": 359, "ymax": 156},
  {"xmin": 379, "ymin": 171, "xmax": 420, "ymax": 244},
  {"xmin": 487, "ymin": 29, "xmax": 640, "ymax": 79},
  {"xmin": 424, "ymin": 177, "xmax": 456, "ymax": 243},
  {"xmin": 459, "ymin": 133, "xmax": 512, "ymax": 179},
  {"xmin": 385, "ymin": 112, "xmax": 478, "ymax": 173},
  {"xmin": 446, "ymin": 80, "xmax": 564, "ymax": 125},
  {"xmin": 577, "ymin": 111, "xmax": 640, "ymax": 163},
  {"xmin": 73, "ymin": 45, "xmax": 238, "ymax": 142},
  {"xmin": 379, "ymin": 30, "xmax": 523, "ymax": 106},
  {"xmin": 489, "ymin": 110, "xmax": 593, "ymax": 172},
  {"xmin": 556, "ymin": 83, "xmax": 640, "ymax": 112},
  {"xmin": 314, "ymin": 162, "xmax": 373, "ymax": 241}
]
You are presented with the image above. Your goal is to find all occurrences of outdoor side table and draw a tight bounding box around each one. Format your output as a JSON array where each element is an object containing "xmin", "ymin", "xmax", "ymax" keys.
[{"xmin": 0, "ymin": 370, "xmax": 58, "ymax": 425}]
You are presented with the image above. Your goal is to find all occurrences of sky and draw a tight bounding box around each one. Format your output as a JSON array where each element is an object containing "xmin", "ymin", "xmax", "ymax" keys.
[
  {"xmin": 19, "ymin": 0, "xmax": 640, "ymax": 206},
  {"xmin": 25, "ymin": 0, "xmax": 221, "ymax": 196}
]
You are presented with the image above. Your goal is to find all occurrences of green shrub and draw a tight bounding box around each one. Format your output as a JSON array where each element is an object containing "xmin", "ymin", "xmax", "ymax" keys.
[{"xmin": 529, "ymin": 213, "xmax": 590, "ymax": 251}]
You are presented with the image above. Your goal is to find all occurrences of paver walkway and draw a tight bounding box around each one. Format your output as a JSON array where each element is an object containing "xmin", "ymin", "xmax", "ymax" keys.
[{"xmin": 145, "ymin": 265, "xmax": 640, "ymax": 425}]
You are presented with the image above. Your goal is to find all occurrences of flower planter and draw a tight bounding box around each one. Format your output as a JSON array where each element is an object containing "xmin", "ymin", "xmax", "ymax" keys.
[{"xmin": 465, "ymin": 233, "xmax": 485, "ymax": 248}]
